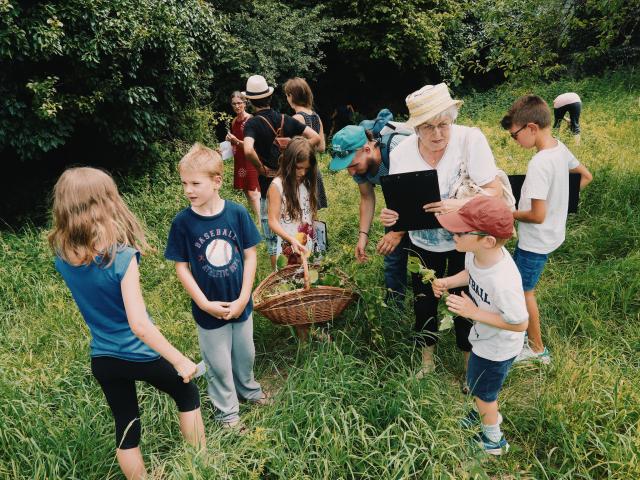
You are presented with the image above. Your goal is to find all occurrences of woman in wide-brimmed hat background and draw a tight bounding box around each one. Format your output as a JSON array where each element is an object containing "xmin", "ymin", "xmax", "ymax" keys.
[{"xmin": 379, "ymin": 83, "xmax": 502, "ymax": 384}]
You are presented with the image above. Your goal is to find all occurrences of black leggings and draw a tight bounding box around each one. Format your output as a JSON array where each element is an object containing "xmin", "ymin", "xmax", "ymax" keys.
[
  {"xmin": 553, "ymin": 101, "xmax": 581, "ymax": 134},
  {"xmin": 410, "ymin": 247, "xmax": 472, "ymax": 351},
  {"xmin": 91, "ymin": 356, "xmax": 200, "ymax": 449}
]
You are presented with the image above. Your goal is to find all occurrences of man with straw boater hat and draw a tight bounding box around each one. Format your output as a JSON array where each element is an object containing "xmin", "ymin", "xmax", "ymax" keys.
[
  {"xmin": 380, "ymin": 83, "xmax": 504, "ymax": 385},
  {"xmin": 242, "ymin": 75, "xmax": 321, "ymax": 269}
]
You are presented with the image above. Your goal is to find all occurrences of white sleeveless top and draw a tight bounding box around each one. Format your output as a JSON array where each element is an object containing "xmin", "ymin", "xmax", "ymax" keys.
[{"xmin": 270, "ymin": 177, "xmax": 315, "ymax": 256}]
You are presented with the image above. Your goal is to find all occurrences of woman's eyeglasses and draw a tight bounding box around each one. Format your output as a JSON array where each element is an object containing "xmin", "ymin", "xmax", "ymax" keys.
[
  {"xmin": 418, "ymin": 122, "xmax": 452, "ymax": 134},
  {"xmin": 231, "ymin": 101, "xmax": 245, "ymax": 106}
]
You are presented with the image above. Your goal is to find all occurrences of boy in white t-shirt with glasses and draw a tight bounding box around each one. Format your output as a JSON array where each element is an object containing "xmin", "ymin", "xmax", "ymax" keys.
[
  {"xmin": 500, "ymin": 95, "xmax": 592, "ymax": 364},
  {"xmin": 433, "ymin": 196, "xmax": 529, "ymax": 455}
]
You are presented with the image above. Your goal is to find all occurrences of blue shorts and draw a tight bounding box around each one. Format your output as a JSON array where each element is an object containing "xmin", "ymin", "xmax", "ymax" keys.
[
  {"xmin": 259, "ymin": 197, "xmax": 277, "ymax": 256},
  {"xmin": 513, "ymin": 245, "xmax": 549, "ymax": 292},
  {"xmin": 466, "ymin": 352, "xmax": 515, "ymax": 403}
]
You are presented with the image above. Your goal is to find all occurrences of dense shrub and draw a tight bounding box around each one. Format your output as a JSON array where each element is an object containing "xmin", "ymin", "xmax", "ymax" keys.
[{"xmin": 0, "ymin": 0, "xmax": 232, "ymax": 160}]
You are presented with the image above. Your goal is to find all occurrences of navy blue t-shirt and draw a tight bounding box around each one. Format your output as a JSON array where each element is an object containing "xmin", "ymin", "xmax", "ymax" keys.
[{"xmin": 164, "ymin": 201, "xmax": 262, "ymax": 329}]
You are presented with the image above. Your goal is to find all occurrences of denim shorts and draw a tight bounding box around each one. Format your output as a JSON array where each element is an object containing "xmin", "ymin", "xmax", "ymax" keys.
[
  {"xmin": 513, "ymin": 245, "xmax": 549, "ymax": 292},
  {"xmin": 466, "ymin": 351, "xmax": 515, "ymax": 402},
  {"xmin": 259, "ymin": 197, "xmax": 277, "ymax": 256}
]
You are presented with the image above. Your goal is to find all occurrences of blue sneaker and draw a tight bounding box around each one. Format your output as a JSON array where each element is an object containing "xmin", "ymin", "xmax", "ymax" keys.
[
  {"xmin": 477, "ymin": 433, "xmax": 510, "ymax": 455},
  {"xmin": 460, "ymin": 410, "xmax": 480, "ymax": 429}
]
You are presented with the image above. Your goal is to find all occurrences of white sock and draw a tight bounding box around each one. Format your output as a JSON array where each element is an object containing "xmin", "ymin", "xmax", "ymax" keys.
[{"xmin": 482, "ymin": 422, "xmax": 502, "ymax": 443}]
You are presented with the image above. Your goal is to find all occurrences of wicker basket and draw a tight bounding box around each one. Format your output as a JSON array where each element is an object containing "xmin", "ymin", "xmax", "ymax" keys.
[{"xmin": 253, "ymin": 258, "xmax": 356, "ymax": 326}]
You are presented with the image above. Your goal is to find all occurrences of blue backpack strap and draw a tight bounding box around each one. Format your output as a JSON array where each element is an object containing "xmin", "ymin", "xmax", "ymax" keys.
[{"xmin": 379, "ymin": 129, "xmax": 408, "ymax": 168}]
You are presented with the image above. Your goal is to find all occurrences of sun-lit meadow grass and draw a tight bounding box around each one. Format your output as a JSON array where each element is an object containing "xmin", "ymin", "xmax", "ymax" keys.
[{"xmin": 1, "ymin": 70, "xmax": 639, "ymax": 479}]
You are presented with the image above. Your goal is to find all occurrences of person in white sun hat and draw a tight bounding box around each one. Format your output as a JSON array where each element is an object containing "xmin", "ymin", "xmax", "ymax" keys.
[{"xmin": 380, "ymin": 83, "xmax": 504, "ymax": 384}]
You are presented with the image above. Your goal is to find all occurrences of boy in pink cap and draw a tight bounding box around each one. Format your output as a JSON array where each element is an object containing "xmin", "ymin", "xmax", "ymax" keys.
[{"xmin": 432, "ymin": 196, "xmax": 529, "ymax": 455}]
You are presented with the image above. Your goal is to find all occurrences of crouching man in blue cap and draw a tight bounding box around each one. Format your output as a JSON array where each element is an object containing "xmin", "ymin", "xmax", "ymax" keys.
[{"xmin": 330, "ymin": 125, "xmax": 411, "ymax": 307}]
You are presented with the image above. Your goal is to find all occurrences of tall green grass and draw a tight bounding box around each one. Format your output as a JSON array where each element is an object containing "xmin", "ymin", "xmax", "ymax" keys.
[{"xmin": 1, "ymin": 69, "xmax": 639, "ymax": 479}]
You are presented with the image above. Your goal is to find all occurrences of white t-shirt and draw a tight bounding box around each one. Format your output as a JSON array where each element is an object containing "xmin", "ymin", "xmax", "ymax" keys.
[
  {"xmin": 517, "ymin": 140, "xmax": 580, "ymax": 254},
  {"xmin": 553, "ymin": 92, "xmax": 581, "ymax": 108},
  {"xmin": 389, "ymin": 125, "xmax": 498, "ymax": 252},
  {"xmin": 270, "ymin": 177, "xmax": 315, "ymax": 255},
  {"xmin": 466, "ymin": 249, "xmax": 528, "ymax": 361}
]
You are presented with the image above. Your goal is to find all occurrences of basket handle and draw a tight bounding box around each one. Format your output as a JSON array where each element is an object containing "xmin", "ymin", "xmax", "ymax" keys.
[{"xmin": 302, "ymin": 255, "xmax": 311, "ymax": 290}]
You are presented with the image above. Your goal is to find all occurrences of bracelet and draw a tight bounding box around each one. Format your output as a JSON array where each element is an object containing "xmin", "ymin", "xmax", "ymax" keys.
[{"xmin": 359, "ymin": 231, "xmax": 369, "ymax": 237}]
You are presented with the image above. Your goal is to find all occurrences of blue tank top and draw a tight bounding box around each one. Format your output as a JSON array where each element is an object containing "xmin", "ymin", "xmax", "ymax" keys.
[{"xmin": 55, "ymin": 246, "xmax": 159, "ymax": 361}]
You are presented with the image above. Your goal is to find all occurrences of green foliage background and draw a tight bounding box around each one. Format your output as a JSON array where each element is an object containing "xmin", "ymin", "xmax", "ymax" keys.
[
  {"xmin": 1, "ymin": 70, "xmax": 639, "ymax": 479},
  {"xmin": 1, "ymin": 0, "xmax": 639, "ymax": 166}
]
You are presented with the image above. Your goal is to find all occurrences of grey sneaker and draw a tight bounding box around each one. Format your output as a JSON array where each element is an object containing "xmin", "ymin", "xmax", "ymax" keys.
[{"xmin": 514, "ymin": 345, "xmax": 551, "ymax": 365}]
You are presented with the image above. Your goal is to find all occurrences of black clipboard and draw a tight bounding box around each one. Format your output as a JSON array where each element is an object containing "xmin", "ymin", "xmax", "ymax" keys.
[
  {"xmin": 380, "ymin": 170, "xmax": 441, "ymax": 231},
  {"xmin": 508, "ymin": 173, "xmax": 581, "ymax": 214}
]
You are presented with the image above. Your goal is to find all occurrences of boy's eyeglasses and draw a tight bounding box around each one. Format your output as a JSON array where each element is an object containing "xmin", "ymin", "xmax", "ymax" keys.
[
  {"xmin": 453, "ymin": 231, "xmax": 488, "ymax": 237},
  {"xmin": 510, "ymin": 124, "xmax": 528, "ymax": 140}
]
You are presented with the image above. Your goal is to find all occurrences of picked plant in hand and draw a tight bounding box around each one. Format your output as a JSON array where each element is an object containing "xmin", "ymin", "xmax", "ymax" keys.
[{"xmin": 407, "ymin": 256, "xmax": 454, "ymax": 331}]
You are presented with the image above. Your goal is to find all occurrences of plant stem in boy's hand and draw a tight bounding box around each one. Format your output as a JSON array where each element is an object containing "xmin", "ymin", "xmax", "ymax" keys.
[{"xmin": 432, "ymin": 277, "xmax": 448, "ymax": 298}]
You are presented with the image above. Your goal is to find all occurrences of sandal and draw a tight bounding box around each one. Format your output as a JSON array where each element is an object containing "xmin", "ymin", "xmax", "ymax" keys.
[
  {"xmin": 221, "ymin": 419, "xmax": 248, "ymax": 434},
  {"xmin": 249, "ymin": 390, "xmax": 273, "ymax": 406}
]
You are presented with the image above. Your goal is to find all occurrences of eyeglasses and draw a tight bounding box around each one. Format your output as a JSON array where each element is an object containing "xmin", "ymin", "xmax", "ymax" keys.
[
  {"xmin": 418, "ymin": 122, "xmax": 452, "ymax": 134},
  {"xmin": 453, "ymin": 231, "xmax": 488, "ymax": 237},
  {"xmin": 231, "ymin": 101, "xmax": 245, "ymax": 106},
  {"xmin": 510, "ymin": 124, "xmax": 528, "ymax": 140}
]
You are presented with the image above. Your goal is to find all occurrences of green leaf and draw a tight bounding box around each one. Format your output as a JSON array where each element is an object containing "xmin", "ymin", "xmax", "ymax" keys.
[{"xmin": 276, "ymin": 255, "xmax": 288, "ymax": 270}]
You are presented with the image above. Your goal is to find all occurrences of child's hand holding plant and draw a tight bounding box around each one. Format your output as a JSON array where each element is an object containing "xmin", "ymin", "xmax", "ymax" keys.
[
  {"xmin": 408, "ymin": 257, "xmax": 454, "ymax": 331},
  {"xmin": 432, "ymin": 278, "xmax": 448, "ymax": 298}
]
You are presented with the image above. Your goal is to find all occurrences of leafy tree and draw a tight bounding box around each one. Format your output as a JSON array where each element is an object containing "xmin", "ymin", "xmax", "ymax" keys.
[
  {"xmin": 206, "ymin": 0, "xmax": 342, "ymax": 101},
  {"xmin": 0, "ymin": 0, "xmax": 229, "ymax": 160},
  {"xmin": 462, "ymin": 0, "xmax": 640, "ymax": 80}
]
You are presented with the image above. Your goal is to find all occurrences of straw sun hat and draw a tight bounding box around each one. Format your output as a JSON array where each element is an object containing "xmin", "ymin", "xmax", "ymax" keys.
[
  {"xmin": 404, "ymin": 83, "xmax": 463, "ymax": 128},
  {"xmin": 242, "ymin": 75, "xmax": 274, "ymax": 100}
]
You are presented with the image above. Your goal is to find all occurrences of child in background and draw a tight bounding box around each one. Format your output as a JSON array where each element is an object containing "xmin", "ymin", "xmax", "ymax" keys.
[
  {"xmin": 284, "ymin": 77, "xmax": 328, "ymax": 210},
  {"xmin": 267, "ymin": 137, "xmax": 319, "ymax": 341},
  {"xmin": 165, "ymin": 143, "xmax": 268, "ymax": 430},
  {"xmin": 501, "ymin": 95, "xmax": 592, "ymax": 364},
  {"xmin": 50, "ymin": 167, "xmax": 205, "ymax": 480},
  {"xmin": 433, "ymin": 196, "xmax": 529, "ymax": 455},
  {"xmin": 267, "ymin": 136, "xmax": 318, "ymax": 266}
]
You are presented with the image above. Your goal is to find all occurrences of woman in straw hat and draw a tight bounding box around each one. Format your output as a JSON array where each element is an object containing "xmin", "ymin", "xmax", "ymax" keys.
[{"xmin": 379, "ymin": 83, "xmax": 502, "ymax": 384}]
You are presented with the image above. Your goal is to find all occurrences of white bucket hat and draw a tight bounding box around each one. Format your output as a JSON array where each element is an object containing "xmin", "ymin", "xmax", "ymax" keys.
[
  {"xmin": 404, "ymin": 83, "xmax": 463, "ymax": 128},
  {"xmin": 243, "ymin": 75, "xmax": 275, "ymax": 100}
]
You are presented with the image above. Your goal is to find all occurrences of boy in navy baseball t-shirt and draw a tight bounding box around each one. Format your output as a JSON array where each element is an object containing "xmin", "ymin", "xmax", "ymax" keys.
[{"xmin": 165, "ymin": 143, "xmax": 268, "ymax": 428}]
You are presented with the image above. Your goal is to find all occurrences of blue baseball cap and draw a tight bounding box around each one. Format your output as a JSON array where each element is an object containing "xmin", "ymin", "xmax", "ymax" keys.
[{"xmin": 330, "ymin": 125, "xmax": 368, "ymax": 171}]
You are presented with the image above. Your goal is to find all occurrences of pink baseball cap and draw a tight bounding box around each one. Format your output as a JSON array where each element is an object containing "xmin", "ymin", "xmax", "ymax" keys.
[{"xmin": 437, "ymin": 196, "xmax": 514, "ymax": 239}]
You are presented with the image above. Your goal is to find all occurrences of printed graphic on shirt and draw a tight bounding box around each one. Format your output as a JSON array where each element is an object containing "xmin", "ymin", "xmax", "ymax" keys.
[
  {"xmin": 469, "ymin": 272, "xmax": 490, "ymax": 305},
  {"xmin": 195, "ymin": 228, "xmax": 241, "ymax": 278}
]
